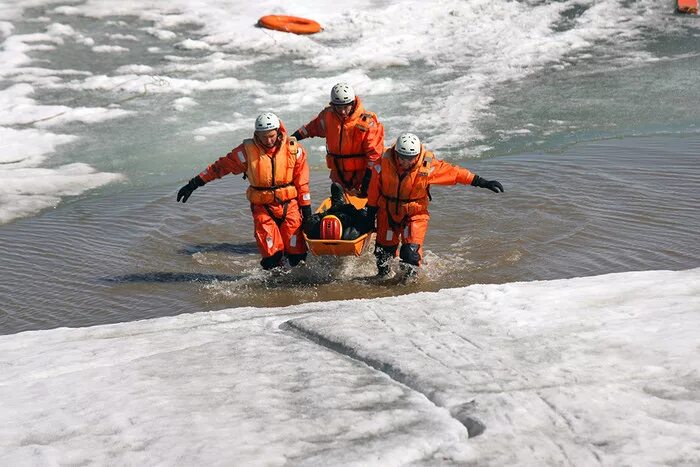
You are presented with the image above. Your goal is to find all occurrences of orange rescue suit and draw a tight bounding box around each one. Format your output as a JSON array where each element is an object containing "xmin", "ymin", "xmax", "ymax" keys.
[
  {"xmin": 295, "ymin": 97, "xmax": 384, "ymax": 192},
  {"xmin": 198, "ymin": 127, "xmax": 311, "ymax": 259},
  {"xmin": 366, "ymin": 145, "xmax": 476, "ymax": 261}
]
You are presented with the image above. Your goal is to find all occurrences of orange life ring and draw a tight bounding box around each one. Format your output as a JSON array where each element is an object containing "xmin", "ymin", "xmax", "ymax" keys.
[
  {"xmin": 257, "ymin": 15, "xmax": 322, "ymax": 35},
  {"xmin": 677, "ymin": 0, "xmax": 698, "ymax": 14}
]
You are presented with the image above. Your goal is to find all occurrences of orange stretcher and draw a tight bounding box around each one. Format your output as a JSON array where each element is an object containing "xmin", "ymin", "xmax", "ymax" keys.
[
  {"xmin": 304, "ymin": 194, "xmax": 373, "ymax": 257},
  {"xmin": 677, "ymin": 0, "xmax": 698, "ymax": 14}
]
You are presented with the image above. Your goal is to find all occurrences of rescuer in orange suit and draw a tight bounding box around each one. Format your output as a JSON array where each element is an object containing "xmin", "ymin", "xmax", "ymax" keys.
[
  {"xmin": 176, "ymin": 112, "xmax": 312, "ymax": 270},
  {"xmin": 365, "ymin": 133, "xmax": 504, "ymax": 276},
  {"xmin": 292, "ymin": 83, "xmax": 384, "ymax": 197}
]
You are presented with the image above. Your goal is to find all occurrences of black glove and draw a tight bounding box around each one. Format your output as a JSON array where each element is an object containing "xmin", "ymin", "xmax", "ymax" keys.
[
  {"xmin": 304, "ymin": 213, "xmax": 321, "ymax": 236},
  {"xmin": 176, "ymin": 176, "xmax": 205, "ymax": 203},
  {"xmin": 291, "ymin": 130, "xmax": 304, "ymax": 141},
  {"xmin": 363, "ymin": 205, "xmax": 378, "ymax": 232},
  {"xmin": 359, "ymin": 168, "xmax": 372, "ymax": 197},
  {"xmin": 471, "ymin": 175, "xmax": 504, "ymax": 193},
  {"xmin": 301, "ymin": 205, "xmax": 312, "ymax": 228}
]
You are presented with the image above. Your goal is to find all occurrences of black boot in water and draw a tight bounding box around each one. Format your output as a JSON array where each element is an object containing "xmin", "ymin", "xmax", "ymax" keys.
[{"xmin": 374, "ymin": 244, "xmax": 397, "ymax": 277}]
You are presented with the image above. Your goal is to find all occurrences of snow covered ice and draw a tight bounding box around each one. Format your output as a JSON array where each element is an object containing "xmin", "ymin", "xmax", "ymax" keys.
[{"xmin": 1, "ymin": 269, "xmax": 698, "ymax": 465}]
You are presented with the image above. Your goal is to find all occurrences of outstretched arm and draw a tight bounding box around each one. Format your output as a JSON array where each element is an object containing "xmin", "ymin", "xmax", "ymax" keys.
[
  {"xmin": 197, "ymin": 142, "xmax": 247, "ymax": 183},
  {"xmin": 176, "ymin": 143, "xmax": 248, "ymax": 203},
  {"xmin": 427, "ymin": 158, "xmax": 503, "ymax": 192},
  {"xmin": 427, "ymin": 158, "xmax": 475, "ymax": 186},
  {"xmin": 471, "ymin": 175, "xmax": 504, "ymax": 193},
  {"xmin": 176, "ymin": 175, "xmax": 204, "ymax": 203},
  {"xmin": 292, "ymin": 110, "xmax": 328, "ymax": 141}
]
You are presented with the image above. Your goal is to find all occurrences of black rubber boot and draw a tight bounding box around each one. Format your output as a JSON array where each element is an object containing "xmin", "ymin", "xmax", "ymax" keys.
[
  {"xmin": 260, "ymin": 251, "xmax": 284, "ymax": 270},
  {"xmin": 399, "ymin": 243, "xmax": 421, "ymax": 266},
  {"xmin": 374, "ymin": 244, "xmax": 397, "ymax": 277},
  {"xmin": 398, "ymin": 243, "xmax": 421, "ymax": 280},
  {"xmin": 398, "ymin": 262, "xmax": 418, "ymax": 279},
  {"xmin": 286, "ymin": 252, "xmax": 307, "ymax": 267}
]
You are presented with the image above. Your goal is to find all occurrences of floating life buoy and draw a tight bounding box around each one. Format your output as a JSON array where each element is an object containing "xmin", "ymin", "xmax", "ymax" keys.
[
  {"xmin": 257, "ymin": 15, "xmax": 322, "ymax": 35},
  {"xmin": 677, "ymin": 0, "xmax": 698, "ymax": 14}
]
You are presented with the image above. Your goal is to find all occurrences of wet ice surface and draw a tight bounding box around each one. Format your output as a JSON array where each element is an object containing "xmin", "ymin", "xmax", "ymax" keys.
[{"xmin": 1, "ymin": 269, "xmax": 699, "ymax": 465}]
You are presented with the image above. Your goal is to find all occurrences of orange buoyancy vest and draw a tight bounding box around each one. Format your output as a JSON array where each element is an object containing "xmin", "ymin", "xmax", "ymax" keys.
[
  {"xmin": 244, "ymin": 136, "xmax": 300, "ymax": 205},
  {"xmin": 379, "ymin": 147, "xmax": 435, "ymax": 223},
  {"xmin": 323, "ymin": 101, "xmax": 381, "ymax": 183}
]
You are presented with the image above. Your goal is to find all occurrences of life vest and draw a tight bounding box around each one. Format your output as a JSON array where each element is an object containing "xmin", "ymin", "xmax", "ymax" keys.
[
  {"xmin": 323, "ymin": 100, "xmax": 379, "ymax": 185},
  {"xmin": 379, "ymin": 147, "xmax": 434, "ymax": 224},
  {"xmin": 244, "ymin": 136, "xmax": 299, "ymax": 205}
]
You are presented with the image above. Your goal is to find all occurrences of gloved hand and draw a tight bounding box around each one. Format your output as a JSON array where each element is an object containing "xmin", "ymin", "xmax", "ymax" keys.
[
  {"xmin": 291, "ymin": 130, "xmax": 304, "ymax": 141},
  {"xmin": 301, "ymin": 205, "xmax": 313, "ymax": 230},
  {"xmin": 362, "ymin": 205, "xmax": 378, "ymax": 232},
  {"xmin": 471, "ymin": 175, "xmax": 504, "ymax": 193},
  {"xmin": 176, "ymin": 176, "xmax": 205, "ymax": 203}
]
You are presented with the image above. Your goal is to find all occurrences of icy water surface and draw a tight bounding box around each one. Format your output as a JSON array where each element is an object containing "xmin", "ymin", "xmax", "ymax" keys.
[{"xmin": 1, "ymin": 135, "xmax": 698, "ymax": 334}]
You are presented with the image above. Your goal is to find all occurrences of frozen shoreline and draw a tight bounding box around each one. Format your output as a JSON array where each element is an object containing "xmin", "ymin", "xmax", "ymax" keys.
[{"xmin": 2, "ymin": 268, "xmax": 698, "ymax": 465}]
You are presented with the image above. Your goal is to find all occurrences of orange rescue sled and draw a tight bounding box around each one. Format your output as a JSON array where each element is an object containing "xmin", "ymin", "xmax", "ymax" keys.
[{"xmin": 304, "ymin": 194, "xmax": 373, "ymax": 257}]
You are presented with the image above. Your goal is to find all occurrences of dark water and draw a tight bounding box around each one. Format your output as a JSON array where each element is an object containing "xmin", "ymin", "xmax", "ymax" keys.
[{"xmin": 2, "ymin": 135, "xmax": 698, "ymax": 335}]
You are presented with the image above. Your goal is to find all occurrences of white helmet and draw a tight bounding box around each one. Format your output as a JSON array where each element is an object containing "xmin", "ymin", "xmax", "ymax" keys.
[
  {"xmin": 330, "ymin": 82, "xmax": 355, "ymax": 105},
  {"xmin": 255, "ymin": 112, "xmax": 280, "ymax": 132},
  {"xmin": 395, "ymin": 133, "xmax": 421, "ymax": 158}
]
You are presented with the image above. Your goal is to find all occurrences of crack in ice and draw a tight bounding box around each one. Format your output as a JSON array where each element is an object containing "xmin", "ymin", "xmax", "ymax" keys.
[{"xmin": 281, "ymin": 319, "xmax": 486, "ymax": 438}]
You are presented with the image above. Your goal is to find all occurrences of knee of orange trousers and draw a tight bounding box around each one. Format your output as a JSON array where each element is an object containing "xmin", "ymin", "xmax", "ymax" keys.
[
  {"xmin": 253, "ymin": 221, "xmax": 284, "ymax": 257},
  {"xmin": 251, "ymin": 203, "xmax": 307, "ymax": 257},
  {"xmin": 375, "ymin": 226, "xmax": 400, "ymax": 247},
  {"xmin": 376, "ymin": 212, "xmax": 430, "ymax": 247},
  {"xmin": 252, "ymin": 210, "xmax": 284, "ymax": 258},
  {"xmin": 279, "ymin": 204, "xmax": 307, "ymax": 255},
  {"xmin": 402, "ymin": 215, "xmax": 430, "ymax": 246},
  {"xmin": 375, "ymin": 212, "xmax": 400, "ymax": 248}
]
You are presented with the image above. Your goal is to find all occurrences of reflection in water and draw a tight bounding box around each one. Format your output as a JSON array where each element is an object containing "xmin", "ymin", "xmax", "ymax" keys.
[
  {"xmin": 179, "ymin": 242, "xmax": 260, "ymax": 255},
  {"xmin": 104, "ymin": 272, "xmax": 248, "ymax": 283}
]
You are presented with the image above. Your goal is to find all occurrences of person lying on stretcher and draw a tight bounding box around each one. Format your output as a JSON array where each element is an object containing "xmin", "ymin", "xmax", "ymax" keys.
[{"xmin": 304, "ymin": 183, "xmax": 374, "ymax": 241}]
